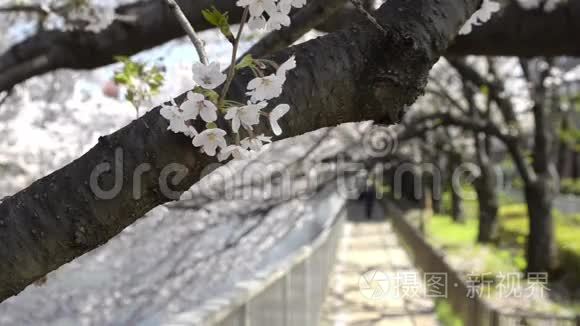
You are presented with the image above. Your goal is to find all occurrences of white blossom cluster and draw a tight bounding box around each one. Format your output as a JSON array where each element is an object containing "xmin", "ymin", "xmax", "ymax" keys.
[
  {"xmin": 459, "ymin": 0, "xmax": 501, "ymax": 35},
  {"xmin": 67, "ymin": 3, "xmax": 116, "ymax": 32},
  {"xmin": 44, "ymin": 2, "xmax": 116, "ymax": 33},
  {"xmin": 160, "ymin": 56, "xmax": 296, "ymax": 161},
  {"xmin": 517, "ymin": 0, "xmax": 565, "ymax": 12},
  {"xmin": 238, "ymin": 0, "xmax": 306, "ymax": 31}
]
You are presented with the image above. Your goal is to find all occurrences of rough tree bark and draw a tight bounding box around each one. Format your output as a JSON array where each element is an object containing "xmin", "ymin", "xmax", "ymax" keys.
[
  {"xmin": 0, "ymin": 0, "xmax": 482, "ymax": 303},
  {"xmin": 446, "ymin": 0, "xmax": 580, "ymax": 57},
  {"xmin": 410, "ymin": 56, "xmax": 561, "ymax": 273},
  {"xmin": 474, "ymin": 133, "xmax": 499, "ymax": 243},
  {"xmin": 450, "ymin": 185, "xmax": 466, "ymax": 223},
  {"xmin": 520, "ymin": 59, "xmax": 560, "ymax": 274},
  {"xmin": 432, "ymin": 193, "xmax": 443, "ymax": 214},
  {"xmin": 524, "ymin": 180, "xmax": 558, "ymax": 273},
  {"xmin": 557, "ymin": 107, "xmax": 580, "ymax": 180},
  {"xmin": 448, "ymin": 151, "xmax": 466, "ymax": 223},
  {"xmin": 461, "ymin": 72, "xmax": 499, "ymax": 243},
  {"xmin": 2, "ymin": 0, "xmax": 580, "ymax": 91}
]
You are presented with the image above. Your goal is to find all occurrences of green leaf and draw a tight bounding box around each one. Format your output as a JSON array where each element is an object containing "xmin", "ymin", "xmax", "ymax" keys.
[
  {"xmin": 113, "ymin": 73, "xmax": 129, "ymax": 85},
  {"xmin": 113, "ymin": 56, "xmax": 166, "ymax": 109},
  {"xmin": 480, "ymin": 85, "xmax": 489, "ymax": 97},
  {"xmin": 235, "ymin": 54, "xmax": 255, "ymax": 70},
  {"xmin": 202, "ymin": 7, "xmax": 234, "ymax": 41}
]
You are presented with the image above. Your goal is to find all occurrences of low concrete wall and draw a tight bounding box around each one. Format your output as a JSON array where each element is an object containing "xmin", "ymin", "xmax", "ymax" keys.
[{"xmin": 164, "ymin": 195, "xmax": 347, "ymax": 326}]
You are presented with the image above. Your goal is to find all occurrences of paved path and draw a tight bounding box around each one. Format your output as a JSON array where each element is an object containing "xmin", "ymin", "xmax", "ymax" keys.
[{"xmin": 320, "ymin": 205, "xmax": 437, "ymax": 326}]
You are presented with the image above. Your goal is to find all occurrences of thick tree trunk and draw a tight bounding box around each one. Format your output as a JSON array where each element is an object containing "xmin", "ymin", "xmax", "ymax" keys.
[
  {"xmin": 519, "ymin": 58, "xmax": 559, "ymax": 274},
  {"xmin": 524, "ymin": 181, "xmax": 558, "ymax": 274},
  {"xmin": 447, "ymin": 0, "xmax": 580, "ymax": 57},
  {"xmin": 557, "ymin": 142, "xmax": 574, "ymax": 179},
  {"xmin": 474, "ymin": 131, "xmax": 499, "ymax": 243},
  {"xmin": 575, "ymin": 152, "xmax": 580, "ymax": 179},
  {"xmin": 433, "ymin": 196, "xmax": 443, "ymax": 214},
  {"xmin": 474, "ymin": 169, "xmax": 499, "ymax": 243},
  {"xmin": 0, "ymin": 0, "xmax": 483, "ymax": 303},
  {"xmin": 448, "ymin": 151, "xmax": 465, "ymax": 223},
  {"xmin": 3, "ymin": 0, "xmax": 580, "ymax": 91},
  {"xmin": 450, "ymin": 187, "xmax": 465, "ymax": 223}
]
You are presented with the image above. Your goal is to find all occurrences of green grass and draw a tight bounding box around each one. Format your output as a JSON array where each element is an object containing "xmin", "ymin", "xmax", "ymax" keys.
[
  {"xmin": 561, "ymin": 178, "xmax": 580, "ymax": 196},
  {"xmin": 424, "ymin": 196, "xmax": 580, "ymax": 312},
  {"xmin": 498, "ymin": 204, "xmax": 580, "ymax": 254},
  {"xmin": 428, "ymin": 214, "xmax": 478, "ymax": 247},
  {"xmin": 498, "ymin": 203, "xmax": 580, "ymax": 284},
  {"xmin": 435, "ymin": 300, "xmax": 464, "ymax": 326},
  {"xmin": 429, "ymin": 193, "xmax": 580, "ymax": 273},
  {"xmin": 426, "ymin": 213, "xmax": 519, "ymax": 276},
  {"xmin": 428, "ymin": 202, "xmax": 580, "ymax": 273},
  {"xmin": 439, "ymin": 188, "xmax": 479, "ymax": 218}
]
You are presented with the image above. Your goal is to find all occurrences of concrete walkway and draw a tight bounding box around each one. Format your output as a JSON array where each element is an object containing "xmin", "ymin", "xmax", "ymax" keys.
[{"xmin": 320, "ymin": 203, "xmax": 437, "ymax": 326}]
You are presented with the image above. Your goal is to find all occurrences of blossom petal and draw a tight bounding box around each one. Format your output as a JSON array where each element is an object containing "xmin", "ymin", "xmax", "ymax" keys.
[
  {"xmin": 277, "ymin": 56, "xmax": 296, "ymax": 76},
  {"xmin": 200, "ymin": 105, "xmax": 217, "ymax": 122},
  {"xmin": 269, "ymin": 104, "xmax": 290, "ymax": 136},
  {"xmin": 232, "ymin": 116, "xmax": 241, "ymax": 133},
  {"xmin": 204, "ymin": 143, "xmax": 218, "ymax": 156}
]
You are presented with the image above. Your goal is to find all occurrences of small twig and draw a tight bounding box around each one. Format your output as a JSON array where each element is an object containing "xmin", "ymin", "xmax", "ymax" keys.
[
  {"xmin": 164, "ymin": 0, "xmax": 208, "ymax": 65},
  {"xmin": 0, "ymin": 5, "xmax": 48, "ymax": 14},
  {"xmin": 219, "ymin": 6, "xmax": 249, "ymax": 108},
  {"xmin": 0, "ymin": 88, "xmax": 13, "ymax": 108},
  {"xmin": 349, "ymin": 0, "xmax": 387, "ymax": 35}
]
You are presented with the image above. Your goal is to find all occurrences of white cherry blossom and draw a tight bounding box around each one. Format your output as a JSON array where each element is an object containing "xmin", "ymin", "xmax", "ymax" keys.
[
  {"xmin": 160, "ymin": 103, "xmax": 191, "ymax": 134},
  {"xmin": 54, "ymin": 4, "xmax": 116, "ymax": 33},
  {"xmin": 515, "ymin": 0, "xmax": 563, "ymax": 12},
  {"xmin": 218, "ymin": 145, "xmax": 250, "ymax": 161},
  {"xmin": 517, "ymin": 0, "xmax": 542, "ymax": 9},
  {"xmin": 180, "ymin": 92, "xmax": 218, "ymax": 122},
  {"xmin": 241, "ymin": 134, "xmax": 272, "ymax": 151},
  {"xmin": 192, "ymin": 62, "xmax": 227, "ymax": 89},
  {"xmin": 192, "ymin": 128, "xmax": 228, "ymax": 156},
  {"xmin": 237, "ymin": 0, "xmax": 277, "ymax": 17},
  {"xmin": 183, "ymin": 126, "xmax": 198, "ymax": 138},
  {"xmin": 225, "ymin": 102, "xmax": 267, "ymax": 133},
  {"xmin": 543, "ymin": 0, "xmax": 563, "ymax": 11},
  {"xmin": 278, "ymin": 0, "xmax": 307, "ymax": 14},
  {"xmin": 269, "ymin": 104, "xmax": 290, "ymax": 136},
  {"xmin": 159, "ymin": 5, "xmax": 298, "ymax": 159},
  {"xmin": 247, "ymin": 56, "xmax": 296, "ymax": 102},
  {"xmin": 277, "ymin": 56, "xmax": 297, "ymax": 77},
  {"xmin": 247, "ymin": 74, "xmax": 284, "ymax": 102},
  {"xmin": 248, "ymin": 15, "xmax": 267, "ymax": 30},
  {"xmin": 459, "ymin": 0, "xmax": 501, "ymax": 35},
  {"xmin": 266, "ymin": 11, "xmax": 291, "ymax": 31}
]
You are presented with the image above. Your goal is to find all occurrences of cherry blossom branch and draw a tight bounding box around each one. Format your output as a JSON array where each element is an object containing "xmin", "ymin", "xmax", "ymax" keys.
[
  {"xmin": 241, "ymin": 0, "xmax": 348, "ymax": 59},
  {"xmin": 0, "ymin": 0, "xmax": 483, "ymax": 302},
  {"xmin": 164, "ymin": 0, "xmax": 208, "ymax": 65},
  {"xmin": 219, "ymin": 6, "xmax": 250, "ymax": 108},
  {"xmin": 349, "ymin": 0, "xmax": 387, "ymax": 35},
  {"xmin": 0, "ymin": 89, "xmax": 12, "ymax": 107},
  {"xmin": 0, "ymin": 5, "xmax": 48, "ymax": 14}
]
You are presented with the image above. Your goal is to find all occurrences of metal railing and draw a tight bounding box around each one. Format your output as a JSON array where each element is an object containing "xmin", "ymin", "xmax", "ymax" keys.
[
  {"xmin": 165, "ymin": 204, "xmax": 346, "ymax": 326},
  {"xmin": 505, "ymin": 190, "xmax": 580, "ymax": 215}
]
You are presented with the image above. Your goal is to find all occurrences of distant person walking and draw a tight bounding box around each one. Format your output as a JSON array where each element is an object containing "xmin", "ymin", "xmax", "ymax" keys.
[{"xmin": 359, "ymin": 180, "xmax": 377, "ymax": 219}]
